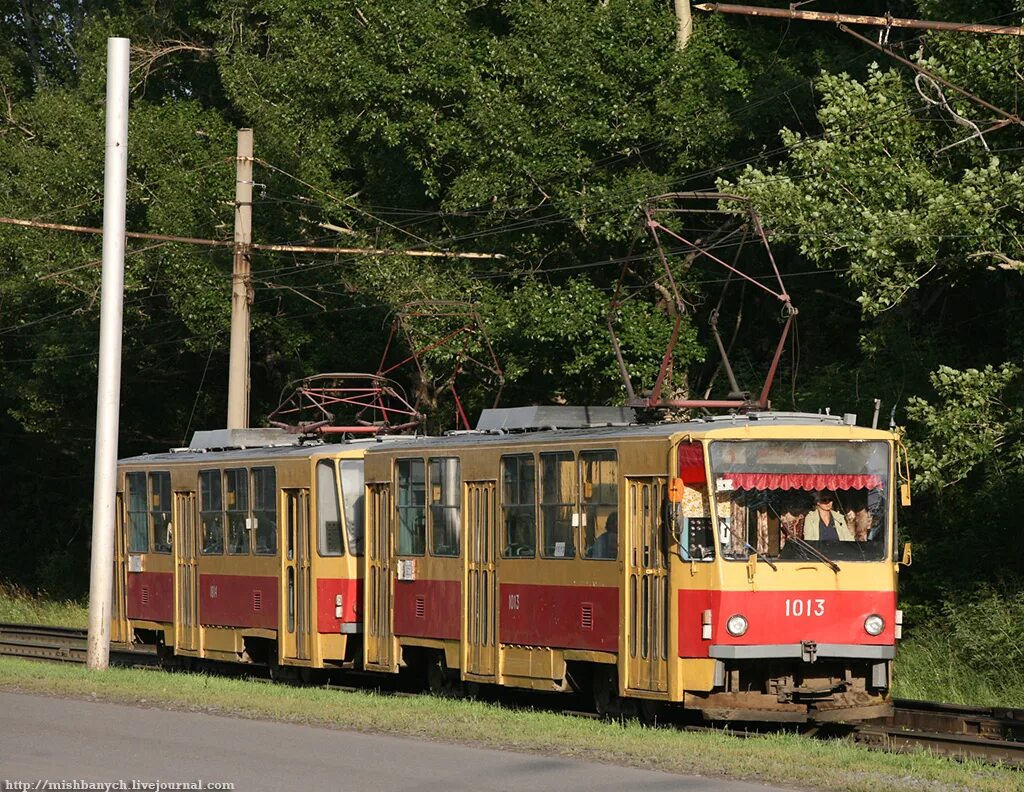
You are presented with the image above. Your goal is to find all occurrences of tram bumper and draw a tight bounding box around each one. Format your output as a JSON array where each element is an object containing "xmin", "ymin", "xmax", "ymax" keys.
[{"xmin": 686, "ymin": 642, "xmax": 895, "ymax": 723}]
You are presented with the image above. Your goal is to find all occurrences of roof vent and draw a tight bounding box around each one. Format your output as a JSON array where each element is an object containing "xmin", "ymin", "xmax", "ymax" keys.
[
  {"xmin": 475, "ymin": 406, "xmax": 635, "ymax": 432},
  {"xmin": 187, "ymin": 428, "xmax": 302, "ymax": 451}
]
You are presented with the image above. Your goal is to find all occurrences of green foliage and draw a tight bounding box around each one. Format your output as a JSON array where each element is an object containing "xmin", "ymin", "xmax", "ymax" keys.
[
  {"xmin": 213, "ymin": 0, "xmax": 750, "ymax": 242},
  {"xmin": 1, "ymin": 0, "xmax": 1023, "ymax": 622},
  {"xmin": 907, "ymin": 363, "xmax": 1024, "ymax": 491},
  {"xmin": 484, "ymin": 276, "xmax": 700, "ymax": 404},
  {"xmin": 726, "ymin": 64, "xmax": 1024, "ymax": 317}
]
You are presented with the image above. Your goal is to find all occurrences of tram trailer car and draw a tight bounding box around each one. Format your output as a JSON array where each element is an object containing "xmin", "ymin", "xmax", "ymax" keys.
[
  {"xmin": 111, "ymin": 429, "xmax": 416, "ymax": 673},
  {"xmin": 360, "ymin": 407, "xmax": 906, "ymax": 722}
]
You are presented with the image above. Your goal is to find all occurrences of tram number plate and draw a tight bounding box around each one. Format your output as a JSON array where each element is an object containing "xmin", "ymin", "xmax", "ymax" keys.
[{"xmin": 785, "ymin": 598, "xmax": 825, "ymax": 617}]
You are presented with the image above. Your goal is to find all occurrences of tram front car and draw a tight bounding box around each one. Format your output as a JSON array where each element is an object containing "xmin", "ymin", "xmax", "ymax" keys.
[{"xmin": 670, "ymin": 416, "xmax": 904, "ymax": 722}]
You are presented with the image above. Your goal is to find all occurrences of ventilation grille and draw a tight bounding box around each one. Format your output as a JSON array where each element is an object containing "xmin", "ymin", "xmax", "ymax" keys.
[
  {"xmin": 141, "ymin": 586, "xmax": 150, "ymax": 606},
  {"xmin": 415, "ymin": 595, "xmax": 426, "ymax": 619},
  {"xmin": 253, "ymin": 589, "xmax": 262, "ymax": 611},
  {"xmin": 581, "ymin": 602, "xmax": 593, "ymax": 631}
]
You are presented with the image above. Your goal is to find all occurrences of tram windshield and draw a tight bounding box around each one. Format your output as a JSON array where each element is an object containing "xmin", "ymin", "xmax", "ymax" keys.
[{"xmin": 708, "ymin": 440, "xmax": 890, "ymax": 563}]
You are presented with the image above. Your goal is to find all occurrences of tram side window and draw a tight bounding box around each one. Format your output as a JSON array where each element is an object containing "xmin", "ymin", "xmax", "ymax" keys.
[
  {"xmin": 339, "ymin": 460, "xmax": 365, "ymax": 556},
  {"xmin": 150, "ymin": 471, "xmax": 172, "ymax": 553},
  {"xmin": 225, "ymin": 468, "xmax": 250, "ymax": 555},
  {"xmin": 501, "ymin": 455, "xmax": 536, "ymax": 557},
  {"xmin": 430, "ymin": 457, "xmax": 461, "ymax": 556},
  {"xmin": 541, "ymin": 451, "xmax": 576, "ymax": 559},
  {"xmin": 126, "ymin": 472, "xmax": 149, "ymax": 552},
  {"xmin": 200, "ymin": 469, "xmax": 224, "ymax": 554},
  {"xmin": 581, "ymin": 451, "xmax": 617, "ymax": 560},
  {"xmin": 317, "ymin": 460, "xmax": 343, "ymax": 556},
  {"xmin": 396, "ymin": 458, "xmax": 426, "ymax": 555},
  {"xmin": 678, "ymin": 485, "xmax": 715, "ymax": 561},
  {"xmin": 252, "ymin": 467, "xmax": 277, "ymax": 555}
]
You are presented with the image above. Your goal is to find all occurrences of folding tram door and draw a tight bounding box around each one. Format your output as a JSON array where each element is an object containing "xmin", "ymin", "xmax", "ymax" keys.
[
  {"xmin": 110, "ymin": 493, "xmax": 129, "ymax": 644},
  {"xmin": 624, "ymin": 477, "xmax": 669, "ymax": 694},
  {"xmin": 365, "ymin": 483, "xmax": 396, "ymax": 672},
  {"xmin": 281, "ymin": 488, "xmax": 312, "ymax": 662},
  {"xmin": 173, "ymin": 491, "xmax": 200, "ymax": 653},
  {"xmin": 464, "ymin": 481, "xmax": 497, "ymax": 680}
]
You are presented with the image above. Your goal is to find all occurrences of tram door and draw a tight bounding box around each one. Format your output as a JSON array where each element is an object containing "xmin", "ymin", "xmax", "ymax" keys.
[
  {"xmin": 281, "ymin": 489, "xmax": 312, "ymax": 662},
  {"xmin": 464, "ymin": 481, "xmax": 497, "ymax": 679},
  {"xmin": 173, "ymin": 491, "xmax": 200, "ymax": 653},
  {"xmin": 110, "ymin": 493, "xmax": 129, "ymax": 644},
  {"xmin": 365, "ymin": 483, "xmax": 396, "ymax": 672},
  {"xmin": 624, "ymin": 477, "xmax": 669, "ymax": 694}
]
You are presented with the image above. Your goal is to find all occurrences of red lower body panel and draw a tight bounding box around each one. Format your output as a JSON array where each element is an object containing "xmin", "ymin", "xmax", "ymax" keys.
[
  {"xmin": 500, "ymin": 583, "xmax": 618, "ymax": 652},
  {"xmin": 126, "ymin": 571, "xmax": 173, "ymax": 623},
  {"xmin": 393, "ymin": 579, "xmax": 461, "ymax": 640},
  {"xmin": 199, "ymin": 574, "xmax": 278, "ymax": 629}
]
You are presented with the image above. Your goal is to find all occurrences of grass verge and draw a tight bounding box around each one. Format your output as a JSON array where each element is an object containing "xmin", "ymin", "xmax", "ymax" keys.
[
  {"xmin": 894, "ymin": 636, "xmax": 1024, "ymax": 708},
  {"xmin": 894, "ymin": 589, "xmax": 1024, "ymax": 708},
  {"xmin": 0, "ymin": 657, "xmax": 1020, "ymax": 792},
  {"xmin": 0, "ymin": 583, "xmax": 88, "ymax": 627}
]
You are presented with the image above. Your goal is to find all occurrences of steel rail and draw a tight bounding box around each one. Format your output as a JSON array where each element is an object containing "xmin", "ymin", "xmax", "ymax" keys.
[
  {"xmin": 1, "ymin": 622, "xmax": 1022, "ymax": 765},
  {"xmin": 890, "ymin": 697, "xmax": 1024, "ymax": 742},
  {"xmin": 0, "ymin": 622, "xmax": 156, "ymax": 666}
]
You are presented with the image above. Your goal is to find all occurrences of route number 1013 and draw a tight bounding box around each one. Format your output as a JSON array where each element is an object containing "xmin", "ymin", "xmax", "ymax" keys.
[{"xmin": 785, "ymin": 598, "xmax": 826, "ymax": 617}]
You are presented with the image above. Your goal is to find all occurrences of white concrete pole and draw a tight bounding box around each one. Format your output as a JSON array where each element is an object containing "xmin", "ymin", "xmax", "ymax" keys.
[
  {"xmin": 87, "ymin": 37, "xmax": 130, "ymax": 671},
  {"xmin": 227, "ymin": 128, "xmax": 253, "ymax": 429},
  {"xmin": 675, "ymin": 0, "xmax": 694, "ymax": 48}
]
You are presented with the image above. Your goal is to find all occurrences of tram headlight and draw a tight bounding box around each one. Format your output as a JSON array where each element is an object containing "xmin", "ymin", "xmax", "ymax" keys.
[
  {"xmin": 864, "ymin": 614, "xmax": 885, "ymax": 636},
  {"xmin": 726, "ymin": 614, "xmax": 748, "ymax": 637}
]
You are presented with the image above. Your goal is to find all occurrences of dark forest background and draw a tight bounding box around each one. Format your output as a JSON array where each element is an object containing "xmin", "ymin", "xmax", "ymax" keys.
[{"xmin": 2, "ymin": 1, "xmax": 1023, "ymax": 623}]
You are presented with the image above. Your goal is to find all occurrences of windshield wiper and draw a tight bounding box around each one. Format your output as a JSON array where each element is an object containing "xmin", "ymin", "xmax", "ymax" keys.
[
  {"xmin": 781, "ymin": 529, "xmax": 841, "ymax": 573},
  {"xmin": 745, "ymin": 542, "xmax": 778, "ymax": 571},
  {"xmin": 719, "ymin": 516, "xmax": 777, "ymax": 570}
]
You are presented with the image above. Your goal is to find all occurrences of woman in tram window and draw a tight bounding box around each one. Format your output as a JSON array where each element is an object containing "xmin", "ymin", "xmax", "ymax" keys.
[{"xmin": 803, "ymin": 490, "xmax": 854, "ymax": 541}]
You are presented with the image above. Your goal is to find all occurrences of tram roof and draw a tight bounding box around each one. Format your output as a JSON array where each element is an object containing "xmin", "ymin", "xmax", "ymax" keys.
[
  {"xmin": 361, "ymin": 410, "xmax": 889, "ymax": 454},
  {"xmin": 118, "ymin": 411, "xmax": 888, "ymax": 466},
  {"xmin": 117, "ymin": 432, "xmax": 421, "ymax": 466}
]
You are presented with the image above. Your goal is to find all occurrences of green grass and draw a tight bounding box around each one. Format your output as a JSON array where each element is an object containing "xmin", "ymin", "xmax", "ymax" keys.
[
  {"xmin": 894, "ymin": 635, "xmax": 1024, "ymax": 708},
  {"xmin": 0, "ymin": 583, "xmax": 88, "ymax": 628},
  {"xmin": 0, "ymin": 657, "xmax": 1020, "ymax": 792},
  {"xmin": 894, "ymin": 588, "xmax": 1024, "ymax": 708}
]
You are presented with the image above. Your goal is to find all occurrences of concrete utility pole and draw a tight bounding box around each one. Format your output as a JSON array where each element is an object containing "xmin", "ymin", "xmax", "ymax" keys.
[
  {"xmin": 675, "ymin": 0, "xmax": 694, "ymax": 48},
  {"xmin": 87, "ymin": 37, "xmax": 130, "ymax": 671},
  {"xmin": 227, "ymin": 128, "xmax": 253, "ymax": 429}
]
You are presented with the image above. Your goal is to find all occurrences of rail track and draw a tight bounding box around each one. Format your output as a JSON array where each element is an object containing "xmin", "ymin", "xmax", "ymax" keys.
[
  {"xmin": 0, "ymin": 622, "xmax": 157, "ymax": 666},
  {"xmin": 2, "ymin": 622, "xmax": 1022, "ymax": 767}
]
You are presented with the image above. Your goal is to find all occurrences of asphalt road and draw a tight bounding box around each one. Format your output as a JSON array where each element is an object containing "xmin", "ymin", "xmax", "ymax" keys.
[{"xmin": 0, "ymin": 691, "xmax": 793, "ymax": 792}]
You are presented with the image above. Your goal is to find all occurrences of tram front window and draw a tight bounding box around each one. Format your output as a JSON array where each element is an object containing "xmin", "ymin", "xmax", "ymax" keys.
[{"xmin": 708, "ymin": 440, "xmax": 890, "ymax": 563}]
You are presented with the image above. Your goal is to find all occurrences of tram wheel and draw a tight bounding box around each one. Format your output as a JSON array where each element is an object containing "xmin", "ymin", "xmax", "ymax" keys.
[
  {"xmin": 593, "ymin": 667, "xmax": 622, "ymax": 719},
  {"xmin": 156, "ymin": 643, "xmax": 178, "ymax": 670},
  {"xmin": 636, "ymin": 698, "xmax": 662, "ymax": 726},
  {"xmin": 593, "ymin": 667, "xmax": 658, "ymax": 723},
  {"xmin": 426, "ymin": 652, "xmax": 465, "ymax": 698}
]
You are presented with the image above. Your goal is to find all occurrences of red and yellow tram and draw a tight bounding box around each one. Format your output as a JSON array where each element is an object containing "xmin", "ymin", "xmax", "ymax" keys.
[
  {"xmin": 112, "ymin": 408, "xmax": 907, "ymax": 721},
  {"xmin": 110, "ymin": 428, "xmax": 405, "ymax": 672}
]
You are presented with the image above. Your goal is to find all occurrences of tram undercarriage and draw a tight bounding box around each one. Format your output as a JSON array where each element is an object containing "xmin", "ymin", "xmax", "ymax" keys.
[{"xmin": 685, "ymin": 658, "xmax": 893, "ymax": 722}]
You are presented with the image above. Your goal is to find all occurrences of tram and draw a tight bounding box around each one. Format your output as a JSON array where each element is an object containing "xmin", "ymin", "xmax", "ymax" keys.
[
  {"xmin": 112, "ymin": 407, "xmax": 908, "ymax": 722},
  {"xmin": 110, "ymin": 428, "xmax": 413, "ymax": 672}
]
